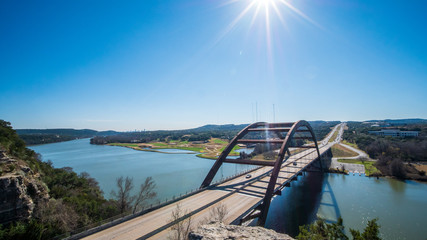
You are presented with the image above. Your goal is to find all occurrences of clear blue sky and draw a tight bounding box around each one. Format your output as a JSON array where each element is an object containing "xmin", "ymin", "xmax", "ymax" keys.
[{"xmin": 1, "ymin": 0, "xmax": 426, "ymax": 131}]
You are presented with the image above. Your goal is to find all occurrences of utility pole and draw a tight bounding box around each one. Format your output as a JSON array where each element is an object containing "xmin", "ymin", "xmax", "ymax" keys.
[
  {"xmin": 251, "ymin": 102, "xmax": 255, "ymax": 123},
  {"xmin": 256, "ymin": 102, "xmax": 258, "ymax": 122},
  {"xmin": 273, "ymin": 104, "xmax": 275, "ymax": 123}
]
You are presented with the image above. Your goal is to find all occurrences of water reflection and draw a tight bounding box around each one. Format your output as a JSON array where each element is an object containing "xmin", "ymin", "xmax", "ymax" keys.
[{"xmin": 387, "ymin": 178, "xmax": 406, "ymax": 193}]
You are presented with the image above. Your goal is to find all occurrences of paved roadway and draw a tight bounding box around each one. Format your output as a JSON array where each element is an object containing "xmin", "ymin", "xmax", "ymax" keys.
[
  {"xmin": 338, "ymin": 143, "xmax": 368, "ymax": 159},
  {"xmin": 83, "ymin": 126, "xmax": 341, "ymax": 240},
  {"xmin": 329, "ymin": 123, "xmax": 373, "ymax": 174}
]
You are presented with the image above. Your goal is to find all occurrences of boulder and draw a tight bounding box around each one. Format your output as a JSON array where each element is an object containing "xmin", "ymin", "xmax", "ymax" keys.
[{"xmin": 189, "ymin": 222, "xmax": 294, "ymax": 240}]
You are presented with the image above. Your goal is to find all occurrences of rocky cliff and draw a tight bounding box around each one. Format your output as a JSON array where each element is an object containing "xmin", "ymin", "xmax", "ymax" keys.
[
  {"xmin": 189, "ymin": 223, "xmax": 294, "ymax": 240},
  {"xmin": 0, "ymin": 150, "xmax": 49, "ymax": 224}
]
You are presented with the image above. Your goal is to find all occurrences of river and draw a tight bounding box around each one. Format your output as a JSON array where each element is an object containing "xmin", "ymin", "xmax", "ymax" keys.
[
  {"xmin": 30, "ymin": 139, "xmax": 427, "ymax": 239},
  {"xmin": 29, "ymin": 139, "xmax": 255, "ymax": 202}
]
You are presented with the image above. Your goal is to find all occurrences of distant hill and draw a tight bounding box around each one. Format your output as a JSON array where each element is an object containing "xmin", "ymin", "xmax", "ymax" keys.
[
  {"xmin": 189, "ymin": 124, "xmax": 249, "ymax": 132},
  {"xmin": 363, "ymin": 118, "xmax": 427, "ymax": 125},
  {"xmin": 16, "ymin": 128, "xmax": 120, "ymax": 145},
  {"xmin": 16, "ymin": 128, "xmax": 119, "ymax": 137},
  {"xmin": 189, "ymin": 121, "xmax": 340, "ymax": 132},
  {"xmin": 90, "ymin": 121, "xmax": 341, "ymax": 145},
  {"xmin": 17, "ymin": 120, "xmax": 343, "ymax": 145}
]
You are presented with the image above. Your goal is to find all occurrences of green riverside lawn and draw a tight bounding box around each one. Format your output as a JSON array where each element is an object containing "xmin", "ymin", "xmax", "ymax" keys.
[{"xmin": 337, "ymin": 159, "xmax": 380, "ymax": 176}]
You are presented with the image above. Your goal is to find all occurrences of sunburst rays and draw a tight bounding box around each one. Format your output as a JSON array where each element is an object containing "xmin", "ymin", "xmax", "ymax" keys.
[{"xmin": 215, "ymin": 0, "xmax": 321, "ymax": 53}]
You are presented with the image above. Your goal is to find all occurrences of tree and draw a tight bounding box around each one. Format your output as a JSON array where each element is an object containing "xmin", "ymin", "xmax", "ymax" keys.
[
  {"xmin": 297, "ymin": 217, "xmax": 381, "ymax": 240},
  {"xmin": 111, "ymin": 176, "xmax": 135, "ymax": 214},
  {"xmin": 35, "ymin": 199, "xmax": 79, "ymax": 232},
  {"xmin": 200, "ymin": 203, "xmax": 228, "ymax": 225},
  {"xmin": 168, "ymin": 204, "xmax": 192, "ymax": 240},
  {"xmin": 297, "ymin": 217, "xmax": 348, "ymax": 240},
  {"xmin": 132, "ymin": 177, "xmax": 157, "ymax": 213},
  {"xmin": 0, "ymin": 220, "xmax": 48, "ymax": 240},
  {"xmin": 389, "ymin": 159, "xmax": 406, "ymax": 179},
  {"xmin": 350, "ymin": 218, "xmax": 381, "ymax": 240},
  {"xmin": 209, "ymin": 203, "xmax": 228, "ymax": 223}
]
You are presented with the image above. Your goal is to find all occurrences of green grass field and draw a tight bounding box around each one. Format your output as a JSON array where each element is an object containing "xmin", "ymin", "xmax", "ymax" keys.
[
  {"xmin": 219, "ymin": 145, "xmax": 240, "ymax": 155},
  {"xmin": 213, "ymin": 139, "xmax": 228, "ymax": 144},
  {"xmin": 337, "ymin": 159, "xmax": 380, "ymax": 176}
]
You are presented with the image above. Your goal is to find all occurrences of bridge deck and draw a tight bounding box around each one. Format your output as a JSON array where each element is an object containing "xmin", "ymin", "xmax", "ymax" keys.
[{"xmin": 83, "ymin": 143, "xmax": 332, "ymax": 240}]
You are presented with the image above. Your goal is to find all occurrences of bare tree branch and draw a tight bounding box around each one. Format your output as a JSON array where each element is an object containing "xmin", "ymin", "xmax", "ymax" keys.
[
  {"xmin": 132, "ymin": 176, "xmax": 157, "ymax": 213},
  {"xmin": 168, "ymin": 204, "xmax": 192, "ymax": 240},
  {"xmin": 111, "ymin": 176, "xmax": 135, "ymax": 214}
]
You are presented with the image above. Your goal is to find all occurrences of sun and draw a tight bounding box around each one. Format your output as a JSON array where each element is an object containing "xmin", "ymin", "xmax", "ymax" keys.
[
  {"xmin": 215, "ymin": 0, "xmax": 320, "ymax": 47},
  {"xmin": 252, "ymin": 0, "xmax": 276, "ymax": 6},
  {"xmin": 210, "ymin": 0, "xmax": 320, "ymax": 69},
  {"xmin": 216, "ymin": 0, "xmax": 319, "ymax": 42}
]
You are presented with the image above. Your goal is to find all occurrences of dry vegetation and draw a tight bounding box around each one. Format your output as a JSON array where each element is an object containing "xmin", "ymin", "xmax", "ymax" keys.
[
  {"xmin": 331, "ymin": 144, "xmax": 358, "ymax": 158},
  {"xmin": 414, "ymin": 164, "xmax": 427, "ymax": 172},
  {"xmin": 168, "ymin": 204, "xmax": 192, "ymax": 240}
]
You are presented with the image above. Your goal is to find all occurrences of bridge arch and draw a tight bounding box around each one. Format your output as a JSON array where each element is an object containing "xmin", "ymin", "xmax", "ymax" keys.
[{"xmin": 200, "ymin": 121, "xmax": 322, "ymax": 226}]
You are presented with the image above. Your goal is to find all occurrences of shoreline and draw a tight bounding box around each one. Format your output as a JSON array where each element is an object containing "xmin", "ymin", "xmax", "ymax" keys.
[
  {"xmin": 108, "ymin": 144, "xmax": 198, "ymax": 155},
  {"xmin": 106, "ymin": 139, "xmax": 240, "ymax": 159},
  {"xmin": 107, "ymin": 143, "xmax": 221, "ymax": 159}
]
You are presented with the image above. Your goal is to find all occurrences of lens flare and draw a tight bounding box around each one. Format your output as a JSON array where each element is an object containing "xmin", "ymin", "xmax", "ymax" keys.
[
  {"xmin": 253, "ymin": 0, "xmax": 275, "ymax": 6},
  {"xmin": 213, "ymin": 0, "xmax": 320, "ymax": 61}
]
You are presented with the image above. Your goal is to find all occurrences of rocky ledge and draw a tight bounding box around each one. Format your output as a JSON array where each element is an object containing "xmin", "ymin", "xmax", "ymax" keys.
[
  {"xmin": 0, "ymin": 150, "xmax": 49, "ymax": 224},
  {"xmin": 189, "ymin": 223, "xmax": 294, "ymax": 240}
]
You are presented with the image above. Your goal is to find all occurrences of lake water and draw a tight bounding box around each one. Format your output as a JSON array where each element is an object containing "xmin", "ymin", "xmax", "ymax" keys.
[
  {"xmin": 266, "ymin": 172, "xmax": 427, "ymax": 239},
  {"xmin": 30, "ymin": 139, "xmax": 427, "ymax": 239},
  {"xmin": 29, "ymin": 139, "xmax": 255, "ymax": 201}
]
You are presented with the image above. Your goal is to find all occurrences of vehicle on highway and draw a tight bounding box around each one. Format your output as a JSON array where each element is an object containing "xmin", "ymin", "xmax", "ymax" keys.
[
  {"xmin": 246, "ymin": 174, "xmax": 252, "ymax": 179},
  {"xmin": 293, "ymin": 161, "xmax": 297, "ymax": 166}
]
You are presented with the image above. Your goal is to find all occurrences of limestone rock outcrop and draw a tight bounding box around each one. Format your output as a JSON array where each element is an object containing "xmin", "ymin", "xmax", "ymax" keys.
[
  {"xmin": 189, "ymin": 223, "xmax": 294, "ymax": 240},
  {"xmin": 0, "ymin": 150, "xmax": 49, "ymax": 224}
]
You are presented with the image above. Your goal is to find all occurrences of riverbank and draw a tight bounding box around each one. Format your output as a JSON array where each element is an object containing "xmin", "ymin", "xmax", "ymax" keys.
[
  {"xmin": 337, "ymin": 159, "xmax": 380, "ymax": 176},
  {"xmin": 328, "ymin": 158, "xmax": 427, "ymax": 181},
  {"xmin": 109, "ymin": 143, "xmax": 197, "ymax": 154},
  {"xmin": 107, "ymin": 138, "xmax": 240, "ymax": 159}
]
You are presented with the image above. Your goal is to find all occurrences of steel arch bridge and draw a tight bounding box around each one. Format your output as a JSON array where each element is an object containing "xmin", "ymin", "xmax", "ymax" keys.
[{"xmin": 200, "ymin": 120, "xmax": 322, "ymax": 226}]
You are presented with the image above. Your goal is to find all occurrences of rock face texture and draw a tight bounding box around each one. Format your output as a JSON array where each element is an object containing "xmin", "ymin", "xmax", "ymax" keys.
[
  {"xmin": 0, "ymin": 175, "xmax": 35, "ymax": 223},
  {"xmin": 189, "ymin": 223, "xmax": 294, "ymax": 240},
  {"xmin": 0, "ymin": 150, "xmax": 49, "ymax": 224}
]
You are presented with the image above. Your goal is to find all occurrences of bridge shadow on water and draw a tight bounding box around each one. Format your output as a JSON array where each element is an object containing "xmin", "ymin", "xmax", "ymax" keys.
[
  {"xmin": 263, "ymin": 172, "xmax": 342, "ymax": 238},
  {"xmin": 318, "ymin": 178, "xmax": 341, "ymax": 224}
]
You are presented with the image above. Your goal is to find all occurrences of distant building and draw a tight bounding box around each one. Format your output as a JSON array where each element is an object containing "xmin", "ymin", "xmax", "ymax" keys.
[
  {"xmin": 368, "ymin": 129, "xmax": 419, "ymax": 137},
  {"xmin": 363, "ymin": 121, "xmax": 390, "ymax": 127}
]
